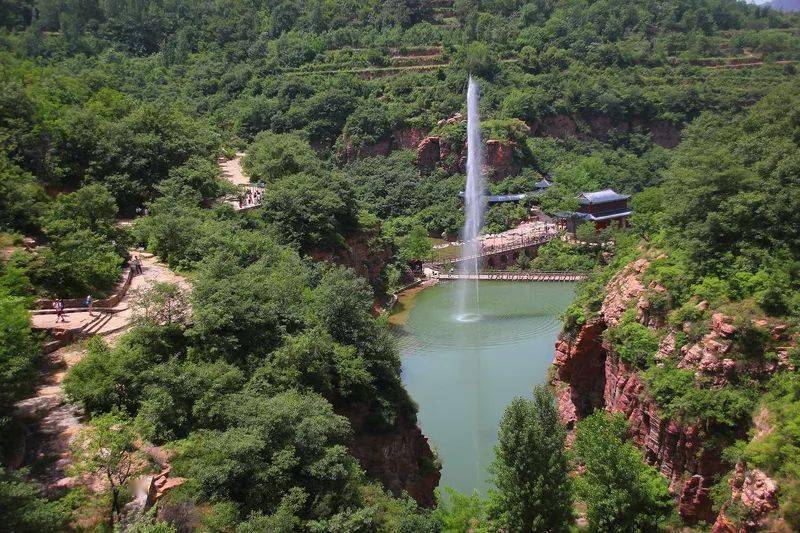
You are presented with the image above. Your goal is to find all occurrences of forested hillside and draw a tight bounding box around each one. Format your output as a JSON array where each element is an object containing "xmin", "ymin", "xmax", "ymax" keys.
[{"xmin": 1, "ymin": 0, "xmax": 799, "ymax": 531}]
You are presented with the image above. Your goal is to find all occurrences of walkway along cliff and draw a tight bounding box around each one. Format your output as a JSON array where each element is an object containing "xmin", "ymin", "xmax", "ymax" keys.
[{"xmin": 550, "ymin": 258, "xmax": 792, "ymax": 527}]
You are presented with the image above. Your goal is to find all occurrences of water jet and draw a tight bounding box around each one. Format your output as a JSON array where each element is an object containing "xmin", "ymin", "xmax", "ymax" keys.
[{"xmin": 455, "ymin": 76, "xmax": 486, "ymax": 320}]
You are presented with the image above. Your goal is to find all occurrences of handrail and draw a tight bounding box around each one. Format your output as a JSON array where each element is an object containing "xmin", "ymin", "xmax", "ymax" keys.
[{"xmin": 429, "ymin": 232, "xmax": 557, "ymax": 266}]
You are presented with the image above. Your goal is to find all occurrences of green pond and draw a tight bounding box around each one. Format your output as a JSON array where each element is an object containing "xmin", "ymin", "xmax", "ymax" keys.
[{"xmin": 394, "ymin": 281, "xmax": 575, "ymax": 494}]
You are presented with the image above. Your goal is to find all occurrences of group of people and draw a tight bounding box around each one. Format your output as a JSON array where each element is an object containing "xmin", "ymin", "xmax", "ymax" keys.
[
  {"xmin": 135, "ymin": 206, "xmax": 150, "ymax": 217},
  {"xmin": 52, "ymin": 294, "xmax": 94, "ymax": 322},
  {"xmin": 237, "ymin": 187, "xmax": 262, "ymax": 209},
  {"xmin": 129, "ymin": 254, "xmax": 144, "ymax": 275},
  {"xmin": 52, "ymin": 254, "xmax": 145, "ymax": 324}
]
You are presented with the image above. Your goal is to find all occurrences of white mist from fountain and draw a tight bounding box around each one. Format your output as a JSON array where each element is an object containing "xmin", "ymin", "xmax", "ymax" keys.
[{"xmin": 455, "ymin": 76, "xmax": 486, "ymax": 322}]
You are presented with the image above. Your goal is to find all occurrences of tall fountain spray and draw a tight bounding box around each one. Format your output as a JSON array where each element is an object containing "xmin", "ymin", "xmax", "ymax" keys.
[{"xmin": 456, "ymin": 76, "xmax": 486, "ymax": 321}]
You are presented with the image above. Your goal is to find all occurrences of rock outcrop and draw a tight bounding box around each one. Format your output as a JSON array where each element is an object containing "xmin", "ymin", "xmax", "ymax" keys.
[
  {"xmin": 552, "ymin": 258, "xmax": 722, "ymax": 523},
  {"xmin": 339, "ymin": 402, "xmax": 440, "ymax": 507},
  {"xmin": 308, "ymin": 229, "xmax": 392, "ymax": 297},
  {"xmin": 529, "ymin": 113, "xmax": 681, "ymax": 148},
  {"xmin": 415, "ymin": 135, "xmax": 521, "ymax": 180},
  {"xmin": 338, "ymin": 137, "xmax": 391, "ymax": 161},
  {"xmin": 393, "ymin": 127, "xmax": 428, "ymax": 150},
  {"xmin": 485, "ymin": 139, "xmax": 522, "ymax": 180},
  {"xmin": 712, "ymin": 463, "xmax": 780, "ymax": 532},
  {"xmin": 417, "ymin": 136, "xmax": 442, "ymax": 172}
]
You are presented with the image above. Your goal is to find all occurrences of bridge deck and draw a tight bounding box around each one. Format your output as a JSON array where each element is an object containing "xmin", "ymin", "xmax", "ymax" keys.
[
  {"xmin": 429, "ymin": 233, "xmax": 557, "ymax": 267},
  {"xmin": 435, "ymin": 272, "xmax": 587, "ymax": 282}
]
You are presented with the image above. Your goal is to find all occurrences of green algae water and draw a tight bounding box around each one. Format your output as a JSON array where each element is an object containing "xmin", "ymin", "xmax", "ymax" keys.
[{"xmin": 394, "ymin": 280, "xmax": 575, "ymax": 494}]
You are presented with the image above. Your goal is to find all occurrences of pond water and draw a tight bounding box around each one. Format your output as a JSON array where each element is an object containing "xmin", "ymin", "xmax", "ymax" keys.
[{"xmin": 394, "ymin": 281, "xmax": 575, "ymax": 495}]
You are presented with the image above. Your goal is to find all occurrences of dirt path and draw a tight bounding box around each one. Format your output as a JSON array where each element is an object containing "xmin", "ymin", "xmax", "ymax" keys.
[
  {"xmin": 219, "ymin": 152, "xmax": 249, "ymax": 186},
  {"xmin": 30, "ymin": 254, "xmax": 187, "ymax": 335},
  {"xmin": 17, "ymin": 253, "xmax": 187, "ymax": 491}
]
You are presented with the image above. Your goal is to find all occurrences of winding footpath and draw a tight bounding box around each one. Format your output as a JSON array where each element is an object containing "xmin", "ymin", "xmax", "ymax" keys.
[{"xmin": 15, "ymin": 254, "xmax": 187, "ymax": 492}]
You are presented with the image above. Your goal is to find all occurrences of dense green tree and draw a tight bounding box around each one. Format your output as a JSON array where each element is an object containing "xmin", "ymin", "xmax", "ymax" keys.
[
  {"xmin": 0, "ymin": 294, "xmax": 39, "ymax": 459},
  {"xmin": 45, "ymin": 184, "xmax": 118, "ymax": 236},
  {"xmin": 0, "ymin": 467, "xmax": 67, "ymax": 533},
  {"xmin": 397, "ymin": 225, "xmax": 434, "ymax": 262},
  {"xmin": 260, "ymin": 172, "xmax": 359, "ymax": 250},
  {"xmin": 0, "ymin": 155, "xmax": 47, "ymax": 233},
  {"xmin": 488, "ymin": 385, "xmax": 573, "ymax": 532},
  {"xmin": 172, "ymin": 390, "xmax": 359, "ymax": 517},
  {"xmin": 245, "ymin": 132, "xmax": 324, "ymax": 183},
  {"xmin": 573, "ymin": 411, "xmax": 674, "ymax": 532}
]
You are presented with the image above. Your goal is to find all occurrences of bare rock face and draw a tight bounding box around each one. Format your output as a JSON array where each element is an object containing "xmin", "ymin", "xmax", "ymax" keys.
[
  {"xmin": 416, "ymin": 136, "xmax": 441, "ymax": 172},
  {"xmin": 713, "ymin": 463, "xmax": 780, "ymax": 531},
  {"xmin": 529, "ymin": 113, "xmax": 681, "ymax": 148},
  {"xmin": 712, "ymin": 512, "xmax": 739, "ymax": 533},
  {"xmin": 339, "ymin": 402, "xmax": 440, "ymax": 508},
  {"xmin": 551, "ymin": 256, "xmax": 723, "ymax": 524},
  {"xmin": 338, "ymin": 137, "xmax": 391, "ymax": 162},
  {"xmin": 393, "ymin": 127, "xmax": 428, "ymax": 150},
  {"xmin": 308, "ymin": 230, "xmax": 392, "ymax": 297},
  {"xmin": 600, "ymin": 258, "xmax": 650, "ymax": 326},
  {"xmin": 553, "ymin": 319, "xmax": 607, "ymax": 430},
  {"xmin": 415, "ymin": 135, "xmax": 521, "ymax": 179},
  {"xmin": 485, "ymin": 139, "xmax": 521, "ymax": 181},
  {"xmin": 734, "ymin": 464, "xmax": 779, "ymax": 530}
]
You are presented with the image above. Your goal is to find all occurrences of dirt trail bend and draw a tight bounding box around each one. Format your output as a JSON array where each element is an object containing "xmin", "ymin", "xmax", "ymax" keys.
[{"xmin": 17, "ymin": 253, "xmax": 187, "ymax": 491}]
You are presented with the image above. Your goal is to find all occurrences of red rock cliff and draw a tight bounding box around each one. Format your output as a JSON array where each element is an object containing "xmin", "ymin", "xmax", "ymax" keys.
[
  {"xmin": 337, "ymin": 402, "xmax": 440, "ymax": 507},
  {"xmin": 551, "ymin": 258, "xmax": 722, "ymax": 523},
  {"xmin": 415, "ymin": 135, "xmax": 521, "ymax": 180}
]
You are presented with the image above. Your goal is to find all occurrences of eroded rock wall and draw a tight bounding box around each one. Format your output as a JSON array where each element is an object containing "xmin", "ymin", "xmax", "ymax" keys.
[
  {"xmin": 338, "ymin": 402, "xmax": 440, "ymax": 507},
  {"xmin": 529, "ymin": 113, "xmax": 682, "ymax": 148},
  {"xmin": 415, "ymin": 135, "xmax": 521, "ymax": 180},
  {"xmin": 551, "ymin": 258, "xmax": 721, "ymax": 523}
]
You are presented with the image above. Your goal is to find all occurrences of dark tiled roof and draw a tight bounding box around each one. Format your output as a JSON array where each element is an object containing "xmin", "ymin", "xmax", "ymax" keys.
[{"xmin": 577, "ymin": 189, "xmax": 630, "ymax": 205}]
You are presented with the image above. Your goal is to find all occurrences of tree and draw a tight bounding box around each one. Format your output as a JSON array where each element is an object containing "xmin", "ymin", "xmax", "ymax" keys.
[
  {"xmin": 46, "ymin": 184, "xmax": 118, "ymax": 236},
  {"xmin": 488, "ymin": 386, "xmax": 573, "ymax": 532},
  {"xmin": 454, "ymin": 42, "xmax": 497, "ymax": 78},
  {"xmin": 0, "ymin": 294, "xmax": 39, "ymax": 458},
  {"xmin": 0, "ymin": 467, "xmax": 67, "ymax": 533},
  {"xmin": 260, "ymin": 172, "xmax": 358, "ymax": 250},
  {"xmin": 573, "ymin": 411, "xmax": 674, "ymax": 532},
  {"xmin": 397, "ymin": 225, "xmax": 434, "ymax": 262},
  {"xmin": 72, "ymin": 411, "xmax": 139, "ymax": 527},
  {"xmin": 244, "ymin": 132, "xmax": 324, "ymax": 183},
  {"xmin": 171, "ymin": 390, "xmax": 358, "ymax": 518},
  {"xmin": 0, "ymin": 155, "xmax": 47, "ymax": 233},
  {"xmin": 130, "ymin": 282, "xmax": 190, "ymax": 326}
]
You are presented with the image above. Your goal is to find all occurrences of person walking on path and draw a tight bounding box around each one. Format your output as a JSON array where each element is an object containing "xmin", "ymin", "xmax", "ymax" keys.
[
  {"xmin": 54, "ymin": 299, "xmax": 66, "ymax": 323},
  {"xmin": 133, "ymin": 255, "xmax": 143, "ymax": 275},
  {"xmin": 85, "ymin": 294, "xmax": 94, "ymax": 317}
]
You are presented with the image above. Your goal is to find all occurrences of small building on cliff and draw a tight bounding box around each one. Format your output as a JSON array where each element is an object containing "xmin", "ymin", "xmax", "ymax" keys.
[{"xmin": 555, "ymin": 188, "xmax": 631, "ymax": 233}]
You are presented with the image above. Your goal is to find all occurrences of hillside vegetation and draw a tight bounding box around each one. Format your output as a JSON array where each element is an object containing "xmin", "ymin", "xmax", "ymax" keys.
[{"xmin": 1, "ymin": 0, "xmax": 799, "ymax": 531}]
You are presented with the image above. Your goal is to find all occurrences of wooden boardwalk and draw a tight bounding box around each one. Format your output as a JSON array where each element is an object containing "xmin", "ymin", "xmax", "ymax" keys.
[{"xmin": 435, "ymin": 271, "xmax": 587, "ymax": 282}]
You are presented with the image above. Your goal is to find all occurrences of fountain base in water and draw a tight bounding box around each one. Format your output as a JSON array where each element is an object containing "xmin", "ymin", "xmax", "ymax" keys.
[{"xmin": 454, "ymin": 313, "xmax": 482, "ymax": 323}]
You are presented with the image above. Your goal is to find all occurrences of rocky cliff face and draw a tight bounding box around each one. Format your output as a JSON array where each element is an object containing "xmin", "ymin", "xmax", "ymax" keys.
[
  {"xmin": 415, "ymin": 135, "xmax": 521, "ymax": 180},
  {"xmin": 529, "ymin": 113, "xmax": 681, "ymax": 148},
  {"xmin": 551, "ymin": 259, "xmax": 722, "ymax": 523},
  {"xmin": 552, "ymin": 258, "xmax": 792, "ymax": 526},
  {"xmin": 308, "ymin": 230, "xmax": 392, "ymax": 296},
  {"xmin": 712, "ymin": 462, "xmax": 780, "ymax": 533},
  {"xmin": 338, "ymin": 402, "xmax": 440, "ymax": 507},
  {"xmin": 337, "ymin": 127, "xmax": 429, "ymax": 162}
]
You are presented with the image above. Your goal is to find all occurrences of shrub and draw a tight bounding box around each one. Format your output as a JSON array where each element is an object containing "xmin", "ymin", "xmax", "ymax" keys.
[{"xmin": 605, "ymin": 311, "xmax": 661, "ymax": 368}]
